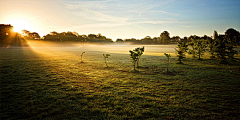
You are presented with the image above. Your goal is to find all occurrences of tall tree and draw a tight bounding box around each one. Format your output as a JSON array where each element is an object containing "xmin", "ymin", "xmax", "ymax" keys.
[
  {"xmin": 160, "ymin": 31, "xmax": 170, "ymax": 44},
  {"xmin": 213, "ymin": 30, "xmax": 218, "ymax": 40},
  {"xmin": 116, "ymin": 38, "xmax": 124, "ymax": 43},
  {"xmin": 142, "ymin": 36, "xmax": 153, "ymax": 44},
  {"xmin": 214, "ymin": 35, "xmax": 229, "ymax": 64},
  {"xmin": 225, "ymin": 28, "xmax": 240, "ymax": 43},
  {"xmin": 171, "ymin": 36, "xmax": 180, "ymax": 44}
]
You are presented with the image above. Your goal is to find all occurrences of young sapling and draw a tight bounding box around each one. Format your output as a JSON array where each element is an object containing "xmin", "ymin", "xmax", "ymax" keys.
[
  {"xmin": 175, "ymin": 42, "xmax": 188, "ymax": 64},
  {"xmin": 133, "ymin": 46, "xmax": 145, "ymax": 67},
  {"xmin": 129, "ymin": 50, "xmax": 139, "ymax": 71},
  {"xmin": 164, "ymin": 53, "xmax": 171, "ymax": 72},
  {"xmin": 80, "ymin": 52, "xmax": 85, "ymax": 63},
  {"xmin": 103, "ymin": 54, "xmax": 110, "ymax": 67}
]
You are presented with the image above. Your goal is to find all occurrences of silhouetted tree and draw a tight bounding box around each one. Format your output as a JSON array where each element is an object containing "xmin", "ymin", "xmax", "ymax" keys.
[
  {"xmin": 160, "ymin": 31, "xmax": 170, "ymax": 44},
  {"xmin": 141, "ymin": 36, "xmax": 153, "ymax": 44},
  {"xmin": 116, "ymin": 38, "xmax": 124, "ymax": 43},
  {"xmin": 210, "ymin": 30, "xmax": 238, "ymax": 64},
  {"xmin": 225, "ymin": 28, "xmax": 240, "ymax": 44},
  {"xmin": 180, "ymin": 37, "xmax": 188, "ymax": 43},
  {"xmin": 188, "ymin": 35, "xmax": 200, "ymax": 42},
  {"xmin": 213, "ymin": 30, "xmax": 218, "ymax": 40},
  {"xmin": 171, "ymin": 36, "xmax": 180, "ymax": 44},
  {"xmin": 50, "ymin": 31, "xmax": 58, "ymax": 35},
  {"xmin": 124, "ymin": 38, "xmax": 142, "ymax": 44},
  {"xmin": 214, "ymin": 35, "xmax": 229, "ymax": 64},
  {"xmin": 28, "ymin": 32, "xmax": 40, "ymax": 39},
  {"xmin": 153, "ymin": 37, "xmax": 159, "ymax": 44}
]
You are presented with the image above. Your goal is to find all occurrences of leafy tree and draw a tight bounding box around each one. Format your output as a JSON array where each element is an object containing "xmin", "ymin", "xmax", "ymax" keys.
[
  {"xmin": 50, "ymin": 31, "xmax": 58, "ymax": 35},
  {"xmin": 164, "ymin": 53, "xmax": 171, "ymax": 72},
  {"xmin": 103, "ymin": 54, "xmax": 110, "ymax": 67},
  {"xmin": 124, "ymin": 38, "xmax": 142, "ymax": 44},
  {"xmin": 213, "ymin": 35, "xmax": 229, "ymax": 64},
  {"xmin": 80, "ymin": 52, "xmax": 85, "ymax": 63},
  {"xmin": 180, "ymin": 37, "xmax": 188, "ymax": 43},
  {"xmin": 188, "ymin": 35, "xmax": 200, "ymax": 42},
  {"xmin": 129, "ymin": 50, "xmax": 139, "ymax": 71},
  {"xmin": 116, "ymin": 38, "xmax": 124, "ymax": 43},
  {"xmin": 225, "ymin": 36, "xmax": 238, "ymax": 61},
  {"xmin": 175, "ymin": 42, "xmax": 188, "ymax": 64},
  {"xmin": 29, "ymin": 32, "xmax": 40, "ymax": 39},
  {"xmin": 225, "ymin": 28, "xmax": 240, "ymax": 43},
  {"xmin": 171, "ymin": 36, "xmax": 180, "ymax": 44},
  {"xmin": 195, "ymin": 39, "xmax": 207, "ymax": 60},
  {"xmin": 187, "ymin": 38, "xmax": 197, "ymax": 59},
  {"xmin": 133, "ymin": 46, "xmax": 145, "ymax": 67},
  {"xmin": 160, "ymin": 31, "xmax": 170, "ymax": 44},
  {"xmin": 141, "ymin": 36, "xmax": 153, "ymax": 44},
  {"xmin": 207, "ymin": 38, "xmax": 216, "ymax": 59},
  {"xmin": 153, "ymin": 37, "xmax": 159, "ymax": 44},
  {"xmin": 210, "ymin": 30, "xmax": 238, "ymax": 64}
]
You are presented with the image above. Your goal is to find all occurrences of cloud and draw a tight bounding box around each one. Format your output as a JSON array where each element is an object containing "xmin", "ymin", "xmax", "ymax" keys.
[
  {"xmin": 72, "ymin": 23, "xmax": 128, "ymax": 29},
  {"xmin": 58, "ymin": 0, "xmax": 183, "ymax": 30},
  {"xmin": 132, "ymin": 20, "xmax": 183, "ymax": 24},
  {"xmin": 73, "ymin": 8, "xmax": 128, "ymax": 22}
]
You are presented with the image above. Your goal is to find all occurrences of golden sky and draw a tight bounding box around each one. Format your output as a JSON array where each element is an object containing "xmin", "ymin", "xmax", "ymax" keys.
[{"xmin": 1, "ymin": 0, "xmax": 239, "ymax": 40}]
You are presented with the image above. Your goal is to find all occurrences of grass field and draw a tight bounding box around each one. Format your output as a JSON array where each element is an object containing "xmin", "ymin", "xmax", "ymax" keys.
[{"xmin": 1, "ymin": 40, "xmax": 240, "ymax": 119}]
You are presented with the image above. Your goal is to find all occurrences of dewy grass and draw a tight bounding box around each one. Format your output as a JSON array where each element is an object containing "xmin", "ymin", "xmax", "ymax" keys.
[{"xmin": 1, "ymin": 45, "xmax": 240, "ymax": 119}]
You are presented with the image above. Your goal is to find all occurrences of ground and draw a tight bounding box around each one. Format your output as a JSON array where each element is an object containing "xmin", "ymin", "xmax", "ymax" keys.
[{"xmin": 0, "ymin": 40, "xmax": 240, "ymax": 119}]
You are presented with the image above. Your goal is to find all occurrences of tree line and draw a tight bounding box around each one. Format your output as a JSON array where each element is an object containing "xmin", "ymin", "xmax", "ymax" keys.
[
  {"xmin": 1, "ymin": 24, "xmax": 239, "ymax": 45},
  {"xmin": 20, "ymin": 28, "xmax": 239, "ymax": 45}
]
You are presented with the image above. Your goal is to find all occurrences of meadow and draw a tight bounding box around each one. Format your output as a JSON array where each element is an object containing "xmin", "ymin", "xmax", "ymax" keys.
[{"xmin": 1, "ymin": 40, "xmax": 240, "ymax": 119}]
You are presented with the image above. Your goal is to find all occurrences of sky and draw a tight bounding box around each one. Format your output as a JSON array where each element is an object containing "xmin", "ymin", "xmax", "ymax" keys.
[{"xmin": 0, "ymin": 0, "xmax": 240, "ymax": 40}]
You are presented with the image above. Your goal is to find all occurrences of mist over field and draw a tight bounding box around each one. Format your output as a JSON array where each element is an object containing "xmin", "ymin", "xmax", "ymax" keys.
[{"xmin": 26, "ymin": 40, "xmax": 177, "ymax": 57}]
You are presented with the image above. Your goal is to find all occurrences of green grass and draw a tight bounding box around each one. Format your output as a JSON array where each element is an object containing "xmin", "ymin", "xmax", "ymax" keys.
[{"xmin": 1, "ymin": 44, "xmax": 240, "ymax": 119}]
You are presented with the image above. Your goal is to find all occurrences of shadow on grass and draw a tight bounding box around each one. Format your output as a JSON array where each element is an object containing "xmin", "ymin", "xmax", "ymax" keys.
[{"xmin": 0, "ymin": 40, "xmax": 110, "ymax": 119}]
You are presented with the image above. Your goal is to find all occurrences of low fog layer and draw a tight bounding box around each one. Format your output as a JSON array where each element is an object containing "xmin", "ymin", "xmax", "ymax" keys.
[{"xmin": 27, "ymin": 40, "xmax": 176, "ymax": 56}]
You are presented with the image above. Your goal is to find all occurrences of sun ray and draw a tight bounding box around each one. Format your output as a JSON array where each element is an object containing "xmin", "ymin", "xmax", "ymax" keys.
[{"xmin": 10, "ymin": 20, "xmax": 33, "ymax": 33}]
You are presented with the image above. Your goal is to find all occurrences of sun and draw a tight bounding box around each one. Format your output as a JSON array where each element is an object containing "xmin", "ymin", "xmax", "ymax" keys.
[{"xmin": 11, "ymin": 20, "xmax": 33, "ymax": 33}]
